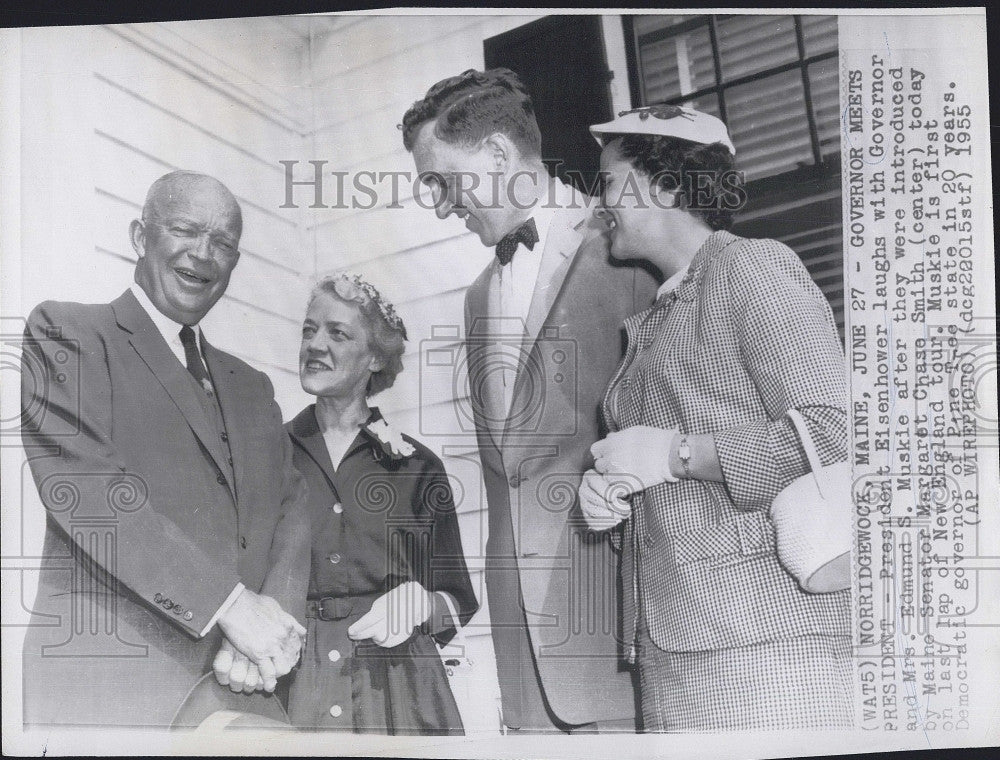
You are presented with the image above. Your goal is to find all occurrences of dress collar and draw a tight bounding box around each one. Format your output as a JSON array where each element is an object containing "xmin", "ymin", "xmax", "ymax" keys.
[
  {"xmin": 288, "ymin": 404, "xmax": 395, "ymax": 475},
  {"xmin": 669, "ymin": 229, "xmax": 741, "ymax": 304},
  {"xmin": 655, "ymin": 265, "xmax": 690, "ymax": 300}
]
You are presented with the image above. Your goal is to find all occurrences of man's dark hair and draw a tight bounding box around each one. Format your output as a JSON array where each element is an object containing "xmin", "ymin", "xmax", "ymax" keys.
[
  {"xmin": 608, "ymin": 134, "xmax": 740, "ymax": 231},
  {"xmin": 400, "ymin": 68, "xmax": 542, "ymax": 159}
]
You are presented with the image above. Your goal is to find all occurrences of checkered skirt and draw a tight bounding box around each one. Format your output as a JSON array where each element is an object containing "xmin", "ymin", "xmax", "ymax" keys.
[{"xmin": 636, "ymin": 621, "xmax": 854, "ymax": 731}]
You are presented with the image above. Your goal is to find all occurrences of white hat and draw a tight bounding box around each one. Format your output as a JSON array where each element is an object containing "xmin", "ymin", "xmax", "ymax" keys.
[{"xmin": 590, "ymin": 104, "xmax": 736, "ymax": 155}]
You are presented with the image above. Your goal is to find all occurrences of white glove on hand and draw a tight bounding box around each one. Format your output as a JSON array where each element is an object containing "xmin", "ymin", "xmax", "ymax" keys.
[
  {"xmin": 591, "ymin": 426, "xmax": 679, "ymax": 495},
  {"xmin": 578, "ymin": 468, "xmax": 634, "ymax": 531},
  {"xmin": 347, "ymin": 581, "xmax": 433, "ymax": 648}
]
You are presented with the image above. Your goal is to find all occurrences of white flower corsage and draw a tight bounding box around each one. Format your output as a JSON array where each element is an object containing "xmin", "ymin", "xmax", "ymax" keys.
[{"xmin": 364, "ymin": 418, "xmax": 416, "ymax": 461}]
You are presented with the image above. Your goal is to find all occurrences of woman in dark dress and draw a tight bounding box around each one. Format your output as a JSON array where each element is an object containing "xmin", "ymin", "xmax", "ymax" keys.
[{"xmin": 285, "ymin": 273, "xmax": 478, "ymax": 733}]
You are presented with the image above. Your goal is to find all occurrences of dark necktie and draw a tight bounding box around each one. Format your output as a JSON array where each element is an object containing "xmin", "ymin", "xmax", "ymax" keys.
[
  {"xmin": 494, "ymin": 217, "xmax": 539, "ymax": 266},
  {"xmin": 179, "ymin": 325, "xmax": 213, "ymax": 395}
]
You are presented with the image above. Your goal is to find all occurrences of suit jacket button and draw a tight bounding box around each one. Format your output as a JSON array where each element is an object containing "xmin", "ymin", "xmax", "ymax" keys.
[
  {"xmin": 173, "ymin": 605, "xmax": 183, "ymax": 615},
  {"xmin": 240, "ymin": 536, "xmax": 247, "ymax": 549},
  {"xmin": 328, "ymin": 553, "xmax": 341, "ymax": 564},
  {"xmin": 217, "ymin": 473, "xmax": 227, "ymax": 485},
  {"xmin": 183, "ymin": 611, "xmax": 193, "ymax": 621},
  {"xmin": 154, "ymin": 593, "xmax": 163, "ymax": 603},
  {"xmin": 163, "ymin": 598, "xmax": 173, "ymax": 609},
  {"xmin": 220, "ymin": 432, "xmax": 229, "ymax": 443},
  {"xmin": 508, "ymin": 474, "xmax": 521, "ymax": 488}
]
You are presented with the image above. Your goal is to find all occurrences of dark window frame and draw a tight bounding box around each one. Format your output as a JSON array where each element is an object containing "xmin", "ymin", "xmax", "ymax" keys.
[
  {"xmin": 622, "ymin": 13, "xmax": 845, "ymax": 338},
  {"xmin": 622, "ymin": 14, "xmax": 838, "ymax": 174}
]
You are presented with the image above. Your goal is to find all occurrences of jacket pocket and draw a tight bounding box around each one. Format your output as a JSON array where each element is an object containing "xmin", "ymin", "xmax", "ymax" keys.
[{"xmin": 671, "ymin": 510, "xmax": 776, "ymax": 565}]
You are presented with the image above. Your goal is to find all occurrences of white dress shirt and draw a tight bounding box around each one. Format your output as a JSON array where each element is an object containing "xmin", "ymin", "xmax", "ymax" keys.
[
  {"xmin": 490, "ymin": 184, "xmax": 565, "ymax": 415},
  {"xmin": 128, "ymin": 283, "xmax": 216, "ymax": 387},
  {"xmin": 128, "ymin": 283, "xmax": 243, "ymax": 636}
]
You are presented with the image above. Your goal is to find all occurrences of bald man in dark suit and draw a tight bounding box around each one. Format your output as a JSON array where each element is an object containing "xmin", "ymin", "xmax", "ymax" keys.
[{"xmin": 20, "ymin": 171, "xmax": 310, "ymax": 727}]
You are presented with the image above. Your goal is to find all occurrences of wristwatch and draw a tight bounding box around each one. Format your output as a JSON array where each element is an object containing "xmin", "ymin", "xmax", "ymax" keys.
[{"xmin": 677, "ymin": 435, "xmax": 692, "ymax": 478}]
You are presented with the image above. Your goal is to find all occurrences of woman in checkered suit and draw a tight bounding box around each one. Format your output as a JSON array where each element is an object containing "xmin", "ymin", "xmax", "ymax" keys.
[{"xmin": 578, "ymin": 107, "xmax": 854, "ymax": 731}]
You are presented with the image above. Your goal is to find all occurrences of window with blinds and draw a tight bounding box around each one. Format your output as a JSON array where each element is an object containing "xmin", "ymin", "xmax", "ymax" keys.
[{"xmin": 624, "ymin": 14, "xmax": 844, "ymax": 338}]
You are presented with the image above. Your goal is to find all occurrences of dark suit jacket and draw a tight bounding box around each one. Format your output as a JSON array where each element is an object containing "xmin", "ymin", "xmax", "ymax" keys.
[
  {"xmin": 463, "ymin": 188, "xmax": 657, "ymax": 725},
  {"xmin": 20, "ymin": 289, "xmax": 310, "ymax": 727}
]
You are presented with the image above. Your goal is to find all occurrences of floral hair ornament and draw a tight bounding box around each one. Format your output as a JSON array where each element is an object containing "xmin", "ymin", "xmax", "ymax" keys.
[
  {"xmin": 589, "ymin": 104, "xmax": 736, "ymax": 155},
  {"xmin": 325, "ymin": 273, "xmax": 407, "ymax": 339}
]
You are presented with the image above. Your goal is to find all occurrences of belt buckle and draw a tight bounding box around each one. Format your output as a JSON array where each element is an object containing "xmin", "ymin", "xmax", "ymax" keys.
[{"xmin": 317, "ymin": 596, "xmax": 353, "ymax": 621}]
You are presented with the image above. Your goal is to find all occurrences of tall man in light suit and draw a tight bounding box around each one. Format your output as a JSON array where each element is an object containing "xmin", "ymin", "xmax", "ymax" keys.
[
  {"xmin": 402, "ymin": 69, "xmax": 657, "ymax": 732},
  {"xmin": 20, "ymin": 171, "xmax": 310, "ymax": 727}
]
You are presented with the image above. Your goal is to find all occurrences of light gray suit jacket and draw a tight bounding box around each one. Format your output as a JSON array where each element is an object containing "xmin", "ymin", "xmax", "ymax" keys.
[{"xmin": 463, "ymin": 188, "xmax": 657, "ymax": 725}]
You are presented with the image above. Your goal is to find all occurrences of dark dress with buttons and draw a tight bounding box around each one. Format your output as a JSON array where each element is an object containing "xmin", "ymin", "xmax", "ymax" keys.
[{"xmin": 285, "ymin": 406, "xmax": 478, "ymax": 733}]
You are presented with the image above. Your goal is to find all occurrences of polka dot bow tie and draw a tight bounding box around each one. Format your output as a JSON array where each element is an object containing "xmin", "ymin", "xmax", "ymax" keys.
[{"xmin": 495, "ymin": 217, "xmax": 539, "ymax": 266}]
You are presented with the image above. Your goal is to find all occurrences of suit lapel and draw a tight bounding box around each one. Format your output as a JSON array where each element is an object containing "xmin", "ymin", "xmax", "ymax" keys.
[
  {"xmin": 507, "ymin": 194, "xmax": 589, "ymax": 432},
  {"xmin": 111, "ymin": 291, "xmax": 234, "ymax": 499},
  {"xmin": 465, "ymin": 270, "xmax": 506, "ymax": 450},
  {"xmin": 520, "ymin": 186, "xmax": 589, "ymax": 354}
]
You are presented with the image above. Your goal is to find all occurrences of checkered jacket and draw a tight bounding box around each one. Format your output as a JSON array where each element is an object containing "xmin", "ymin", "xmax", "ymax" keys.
[{"xmin": 603, "ymin": 231, "xmax": 851, "ymax": 655}]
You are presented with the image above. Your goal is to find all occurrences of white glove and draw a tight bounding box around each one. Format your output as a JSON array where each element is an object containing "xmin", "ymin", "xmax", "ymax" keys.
[
  {"xmin": 591, "ymin": 426, "xmax": 679, "ymax": 495},
  {"xmin": 578, "ymin": 468, "xmax": 635, "ymax": 531},
  {"xmin": 347, "ymin": 581, "xmax": 433, "ymax": 648}
]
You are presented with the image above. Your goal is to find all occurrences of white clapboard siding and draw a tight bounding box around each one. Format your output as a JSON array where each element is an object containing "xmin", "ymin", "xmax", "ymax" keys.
[
  {"xmin": 92, "ymin": 133, "xmax": 308, "ymax": 283},
  {"xmin": 201, "ymin": 297, "xmax": 310, "ymax": 415},
  {"xmin": 309, "ymin": 198, "xmax": 479, "ymax": 275},
  {"xmin": 332, "ymin": 233, "xmax": 489, "ymax": 308},
  {"xmin": 91, "ymin": 81, "xmax": 305, "ymax": 254},
  {"xmin": 93, "ymin": 25, "xmax": 305, "ymax": 154},
  {"xmin": 308, "ymin": 15, "xmax": 483, "ymax": 87},
  {"xmin": 19, "ymin": 26, "xmax": 104, "ymax": 306},
  {"xmin": 153, "ymin": 17, "xmax": 311, "ymax": 98},
  {"xmin": 305, "ymin": 16, "xmax": 543, "ymax": 168},
  {"xmin": 311, "ymin": 24, "xmax": 497, "ymax": 136},
  {"xmin": 379, "ymin": 341, "xmax": 472, "ymax": 417},
  {"xmin": 396, "ymin": 286, "xmax": 472, "ymax": 342},
  {"xmin": 309, "ymin": 15, "xmax": 541, "ymax": 130}
]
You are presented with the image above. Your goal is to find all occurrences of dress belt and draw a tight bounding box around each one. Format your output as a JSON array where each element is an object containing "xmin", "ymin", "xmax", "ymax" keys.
[
  {"xmin": 305, "ymin": 591, "xmax": 383, "ymax": 621},
  {"xmin": 306, "ymin": 597, "xmax": 354, "ymax": 621}
]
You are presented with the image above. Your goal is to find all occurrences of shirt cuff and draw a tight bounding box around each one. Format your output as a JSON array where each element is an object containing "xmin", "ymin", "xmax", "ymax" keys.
[{"xmin": 199, "ymin": 582, "xmax": 245, "ymax": 638}]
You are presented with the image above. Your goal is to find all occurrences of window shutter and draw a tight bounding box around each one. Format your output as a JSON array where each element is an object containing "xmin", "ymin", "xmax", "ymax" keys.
[{"xmin": 628, "ymin": 14, "xmax": 843, "ymax": 337}]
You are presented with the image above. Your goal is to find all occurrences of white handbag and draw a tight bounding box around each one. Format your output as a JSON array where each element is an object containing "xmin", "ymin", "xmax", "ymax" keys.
[{"xmin": 769, "ymin": 409, "xmax": 852, "ymax": 594}]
